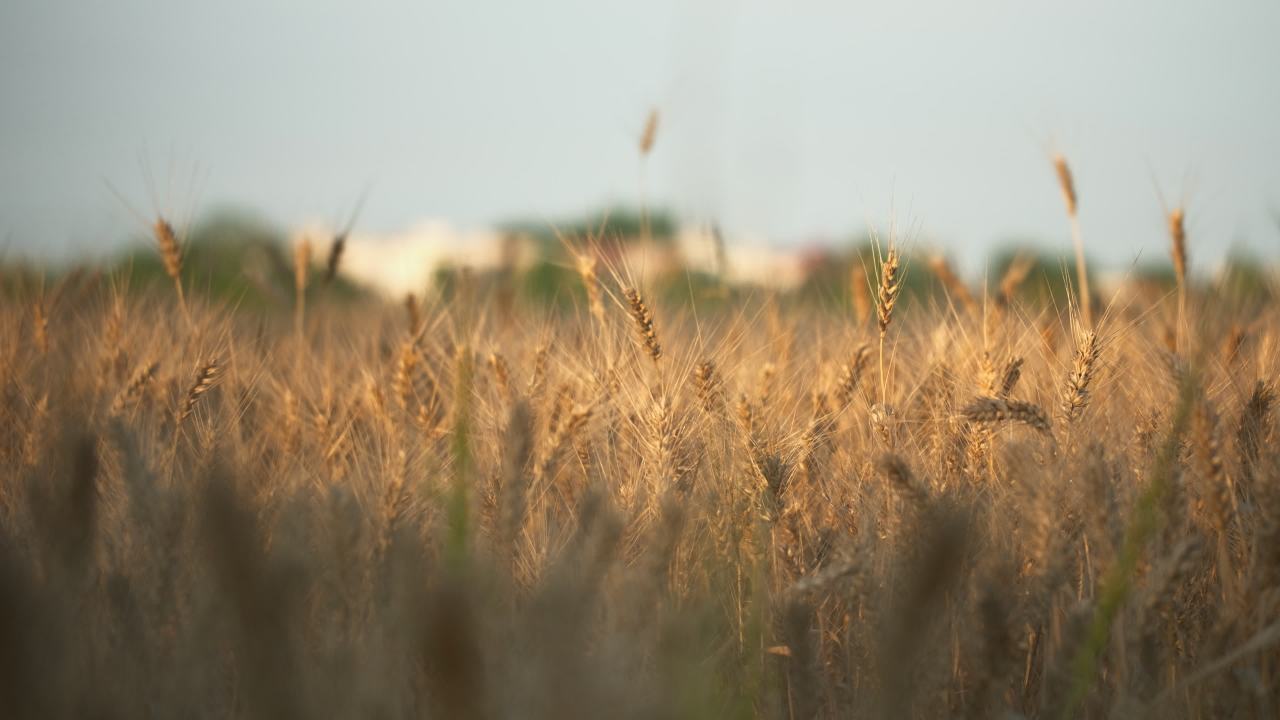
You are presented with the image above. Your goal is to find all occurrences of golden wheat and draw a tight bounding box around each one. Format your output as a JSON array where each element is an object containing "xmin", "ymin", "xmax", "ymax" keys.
[{"xmin": 3, "ymin": 206, "xmax": 1279, "ymax": 719}]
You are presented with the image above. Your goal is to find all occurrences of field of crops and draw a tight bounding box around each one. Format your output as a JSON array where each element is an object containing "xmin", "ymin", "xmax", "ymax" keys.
[{"xmin": 1, "ymin": 201, "xmax": 1278, "ymax": 718}]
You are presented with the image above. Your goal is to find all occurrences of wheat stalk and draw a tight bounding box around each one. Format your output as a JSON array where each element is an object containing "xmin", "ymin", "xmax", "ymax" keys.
[
  {"xmin": 638, "ymin": 107, "xmax": 660, "ymax": 241},
  {"xmin": 623, "ymin": 287, "xmax": 662, "ymax": 364},
  {"xmin": 876, "ymin": 247, "xmax": 902, "ymax": 404},
  {"xmin": 1060, "ymin": 328, "xmax": 1101, "ymax": 424},
  {"xmin": 577, "ymin": 252, "xmax": 606, "ymax": 328},
  {"xmin": 694, "ymin": 359, "xmax": 723, "ymax": 417},
  {"xmin": 1169, "ymin": 207, "xmax": 1187, "ymax": 352},
  {"xmin": 176, "ymin": 357, "xmax": 221, "ymax": 425},
  {"xmin": 963, "ymin": 396, "xmax": 1053, "ymax": 437},
  {"xmin": 1053, "ymin": 153, "xmax": 1093, "ymax": 327},
  {"xmin": 153, "ymin": 216, "xmax": 190, "ymax": 324},
  {"xmin": 876, "ymin": 452, "xmax": 929, "ymax": 509},
  {"xmin": 998, "ymin": 357, "xmax": 1024, "ymax": 399},
  {"xmin": 111, "ymin": 360, "xmax": 159, "ymax": 416},
  {"xmin": 325, "ymin": 231, "xmax": 347, "ymax": 284},
  {"xmin": 928, "ymin": 255, "xmax": 977, "ymax": 316},
  {"xmin": 834, "ymin": 344, "xmax": 872, "ymax": 409},
  {"xmin": 639, "ymin": 108, "xmax": 659, "ymax": 157}
]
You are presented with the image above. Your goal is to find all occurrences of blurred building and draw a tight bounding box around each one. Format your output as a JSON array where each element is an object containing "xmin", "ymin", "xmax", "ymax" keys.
[
  {"xmin": 292, "ymin": 220, "xmax": 811, "ymax": 297},
  {"xmin": 291, "ymin": 221, "xmax": 536, "ymax": 298},
  {"xmin": 674, "ymin": 226, "xmax": 808, "ymax": 290}
]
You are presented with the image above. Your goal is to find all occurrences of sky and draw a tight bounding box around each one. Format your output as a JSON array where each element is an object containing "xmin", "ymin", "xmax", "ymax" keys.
[{"xmin": 2, "ymin": 0, "xmax": 1279, "ymax": 275}]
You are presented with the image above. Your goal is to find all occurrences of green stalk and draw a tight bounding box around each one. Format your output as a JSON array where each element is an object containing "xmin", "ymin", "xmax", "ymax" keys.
[{"xmin": 1061, "ymin": 373, "xmax": 1197, "ymax": 718}]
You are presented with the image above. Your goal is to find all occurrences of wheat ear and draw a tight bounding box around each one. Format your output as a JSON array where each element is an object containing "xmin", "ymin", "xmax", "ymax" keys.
[
  {"xmin": 176, "ymin": 357, "xmax": 221, "ymax": 425},
  {"xmin": 154, "ymin": 217, "xmax": 190, "ymax": 325},
  {"xmin": 623, "ymin": 287, "xmax": 662, "ymax": 364},
  {"xmin": 876, "ymin": 247, "xmax": 902, "ymax": 405}
]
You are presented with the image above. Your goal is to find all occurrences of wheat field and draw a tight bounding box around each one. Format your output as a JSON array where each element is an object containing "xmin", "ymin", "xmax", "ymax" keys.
[{"xmin": 1, "ymin": 205, "xmax": 1279, "ymax": 719}]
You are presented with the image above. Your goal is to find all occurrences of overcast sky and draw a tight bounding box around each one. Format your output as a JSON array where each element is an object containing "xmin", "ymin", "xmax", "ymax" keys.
[{"xmin": 2, "ymin": 0, "xmax": 1278, "ymax": 273}]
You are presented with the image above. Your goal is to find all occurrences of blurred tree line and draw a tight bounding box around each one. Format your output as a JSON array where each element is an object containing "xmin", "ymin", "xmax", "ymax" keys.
[{"xmin": 2, "ymin": 206, "xmax": 1274, "ymax": 319}]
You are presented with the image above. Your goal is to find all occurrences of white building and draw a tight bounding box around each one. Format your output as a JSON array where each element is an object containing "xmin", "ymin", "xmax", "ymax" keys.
[
  {"xmin": 291, "ymin": 220, "xmax": 530, "ymax": 298},
  {"xmin": 290, "ymin": 220, "xmax": 809, "ymax": 297}
]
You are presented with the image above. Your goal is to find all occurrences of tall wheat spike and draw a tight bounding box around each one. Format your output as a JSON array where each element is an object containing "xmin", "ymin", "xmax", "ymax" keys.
[
  {"xmin": 638, "ymin": 107, "xmax": 660, "ymax": 242},
  {"xmin": 1169, "ymin": 207, "xmax": 1188, "ymax": 351},
  {"xmin": 1053, "ymin": 153, "xmax": 1092, "ymax": 327},
  {"xmin": 153, "ymin": 216, "xmax": 190, "ymax": 324},
  {"xmin": 876, "ymin": 247, "xmax": 902, "ymax": 404}
]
